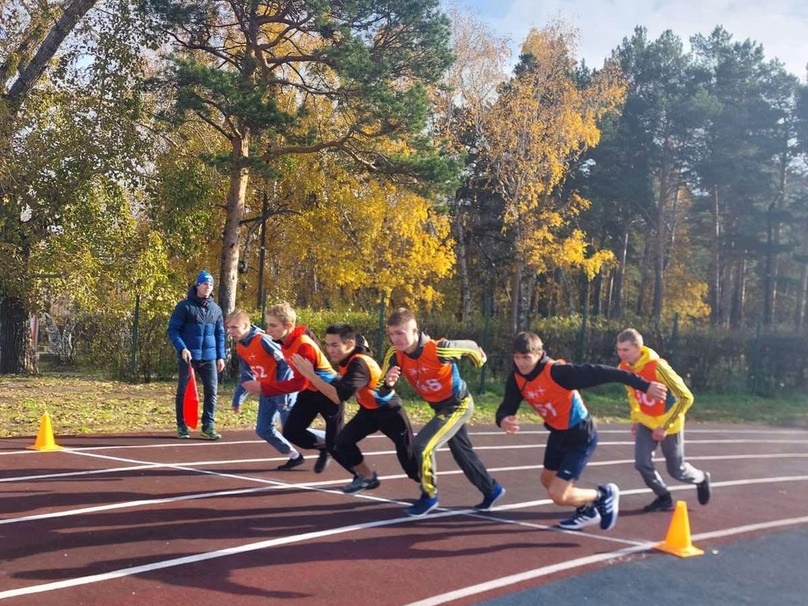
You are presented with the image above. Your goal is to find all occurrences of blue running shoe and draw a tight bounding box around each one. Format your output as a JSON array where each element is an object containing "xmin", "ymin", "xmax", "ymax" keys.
[
  {"xmin": 473, "ymin": 482, "xmax": 506, "ymax": 511},
  {"xmin": 557, "ymin": 505, "xmax": 601, "ymax": 530},
  {"xmin": 594, "ymin": 483, "xmax": 620, "ymax": 531},
  {"xmin": 405, "ymin": 493, "xmax": 439, "ymax": 517}
]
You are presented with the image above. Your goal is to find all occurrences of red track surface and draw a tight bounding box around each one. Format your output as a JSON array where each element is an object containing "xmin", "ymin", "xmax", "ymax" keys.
[{"xmin": 2, "ymin": 423, "xmax": 807, "ymax": 605}]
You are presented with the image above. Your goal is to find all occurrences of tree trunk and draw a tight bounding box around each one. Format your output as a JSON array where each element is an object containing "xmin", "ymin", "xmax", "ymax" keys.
[
  {"xmin": 636, "ymin": 232, "xmax": 651, "ymax": 316},
  {"xmin": 709, "ymin": 185, "xmax": 721, "ymax": 325},
  {"xmin": 605, "ymin": 269, "xmax": 614, "ymax": 320},
  {"xmin": 651, "ymin": 209, "xmax": 665, "ymax": 324},
  {"xmin": 519, "ymin": 270, "xmax": 531, "ymax": 329},
  {"xmin": 591, "ymin": 270, "xmax": 602, "ymax": 316},
  {"xmin": 0, "ymin": 297, "xmax": 37, "ymax": 374},
  {"xmin": 452, "ymin": 200, "xmax": 472, "ymax": 323},
  {"xmin": 763, "ymin": 202, "xmax": 775, "ymax": 325},
  {"xmin": 652, "ymin": 170, "xmax": 668, "ymax": 322},
  {"xmin": 764, "ymin": 159, "xmax": 787, "ymax": 325},
  {"xmin": 4, "ymin": 0, "xmax": 99, "ymax": 113},
  {"xmin": 510, "ymin": 258, "xmax": 523, "ymax": 335},
  {"xmin": 218, "ymin": 131, "xmax": 251, "ymax": 316},
  {"xmin": 796, "ymin": 262, "xmax": 808, "ymax": 331},
  {"xmin": 730, "ymin": 257, "xmax": 745, "ymax": 329},
  {"xmin": 719, "ymin": 256, "xmax": 734, "ymax": 329},
  {"xmin": 612, "ymin": 228, "xmax": 628, "ymax": 317}
]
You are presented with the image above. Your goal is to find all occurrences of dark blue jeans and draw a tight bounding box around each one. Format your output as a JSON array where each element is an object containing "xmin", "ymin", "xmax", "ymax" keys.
[{"xmin": 175, "ymin": 359, "xmax": 218, "ymax": 430}]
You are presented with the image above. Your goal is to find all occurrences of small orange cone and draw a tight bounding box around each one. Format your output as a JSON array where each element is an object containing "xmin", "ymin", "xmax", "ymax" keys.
[
  {"xmin": 655, "ymin": 500, "xmax": 703, "ymax": 557},
  {"xmin": 27, "ymin": 412, "xmax": 63, "ymax": 451}
]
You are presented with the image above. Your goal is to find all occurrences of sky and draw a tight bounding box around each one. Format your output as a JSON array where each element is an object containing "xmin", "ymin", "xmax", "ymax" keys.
[{"xmin": 445, "ymin": 0, "xmax": 808, "ymax": 79}]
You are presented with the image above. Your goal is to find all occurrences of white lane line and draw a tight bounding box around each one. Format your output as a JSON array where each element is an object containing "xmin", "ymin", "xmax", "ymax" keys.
[
  {"xmin": 2, "ymin": 427, "xmax": 806, "ymax": 456},
  {"xmin": 456, "ymin": 439, "xmax": 808, "ymax": 449},
  {"xmin": 597, "ymin": 428, "xmax": 808, "ymax": 434},
  {"xmin": 458, "ymin": 510, "xmax": 648, "ymax": 548},
  {"xmin": 403, "ymin": 515, "xmax": 808, "ymax": 606},
  {"xmin": 0, "ymin": 448, "xmax": 407, "ymax": 525},
  {"xmin": 490, "ymin": 475, "xmax": 808, "ymax": 513},
  {"xmin": 693, "ymin": 516, "xmax": 808, "ymax": 540},
  {"xmin": 1, "ymin": 459, "xmax": 806, "ymax": 600},
  {"xmin": 3, "ymin": 462, "xmax": 807, "ymax": 530},
  {"xmin": 469, "ymin": 428, "xmax": 808, "ymax": 436},
  {"xmin": 0, "ymin": 511, "xmax": 441, "ymax": 600},
  {"xmin": 405, "ymin": 544, "xmax": 655, "ymax": 606},
  {"xmin": 0, "ymin": 440, "xmax": 263, "ymax": 455},
  {"xmin": 3, "ymin": 503, "xmax": 805, "ymax": 602},
  {"xmin": 0, "ymin": 485, "xmax": 278, "ymax": 525},
  {"xmin": 2, "ymin": 447, "xmax": 808, "ymax": 492},
  {"xmin": 4, "ymin": 445, "xmax": 808, "ymax": 484},
  {"xmin": 2, "ymin": 463, "xmax": 168, "ymax": 483}
]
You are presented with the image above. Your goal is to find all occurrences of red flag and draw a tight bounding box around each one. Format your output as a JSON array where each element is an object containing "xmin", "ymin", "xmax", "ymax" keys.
[{"xmin": 183, "ymin": 367, "xmax": 200, "ymax": 429}]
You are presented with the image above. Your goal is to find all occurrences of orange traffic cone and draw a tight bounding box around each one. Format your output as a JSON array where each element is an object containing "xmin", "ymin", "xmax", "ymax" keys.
[
  {"xmin": 655, "ymin": 500, "xmax": 703, "ymax": 557},
  {"xmin": 27, "ymin": 412, "xmax": 63, "ymax": 451}
]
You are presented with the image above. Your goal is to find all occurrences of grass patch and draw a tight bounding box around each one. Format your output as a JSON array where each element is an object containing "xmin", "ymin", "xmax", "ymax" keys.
[{"xmin": 1, "ymin": 375, "xmax": 806, "ymax": 439}]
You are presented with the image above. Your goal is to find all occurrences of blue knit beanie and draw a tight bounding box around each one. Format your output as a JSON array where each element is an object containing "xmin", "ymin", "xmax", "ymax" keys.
[{"xmin": 196, "ymin": 270, "xmax": 214, "ymax": 286}]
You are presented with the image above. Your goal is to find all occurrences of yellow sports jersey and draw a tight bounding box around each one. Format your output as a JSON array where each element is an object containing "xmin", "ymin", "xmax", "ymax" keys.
[{"xmin": 619, "ymin": 346, "xmax": 693, "ymax": 434}]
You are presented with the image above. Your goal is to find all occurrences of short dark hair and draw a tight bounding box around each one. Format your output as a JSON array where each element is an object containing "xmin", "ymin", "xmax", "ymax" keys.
[
  {"xmin": 326, "ymin": 322, "xmax": 357, "ymax": 342},
  {"xmin": 513, "ymin": 331, "xmax": 543, "ymax": 355},
  {"xmin": 387, "ymin": 307, "xmax": 416, "ymax": 327}
]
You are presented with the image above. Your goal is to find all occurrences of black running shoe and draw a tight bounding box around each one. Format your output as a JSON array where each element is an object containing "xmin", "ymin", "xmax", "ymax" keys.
[
  {"xmin": 644, "ymin": 494, "xmax": 674, "ymax": 512},
  {"xmin": 697, "ymin": 471, "xmax": 712, "ymax": 505},
  {"xmin": 276, "ymin": 454, "xmax": 305, "ymax": 471},
  {"xmin": 313, "ymin": 449, "xmax": 331, "ymax": 474}
]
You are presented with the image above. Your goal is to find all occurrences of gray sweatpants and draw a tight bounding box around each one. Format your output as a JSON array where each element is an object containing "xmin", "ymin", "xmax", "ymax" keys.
[{"xmin": 634, "ymin": 424, "xmax": 706, "ymax": 497}]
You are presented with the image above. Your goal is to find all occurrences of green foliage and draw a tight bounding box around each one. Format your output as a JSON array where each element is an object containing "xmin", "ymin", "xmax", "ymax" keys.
[
  {"xmin": 146, "ymin": 0, "xmax": 452, "ymax": 150},
  {"xmin": 76, "ymin": 308, "xmax": 178, "ymax": 381},
  {"xmin": 144, "ymin": 151, "xmax": 224, "ymax": 261},
  {"xmin": 4, "ymin": 4, "xmax": 808, "ymax": 386},
  {"xmin": 167, "ymin": 58, "xmax": 293, "ymax": 133},
  {"xmin": 0, "ymin": 0, "xmax": 159, "ymax": 372},
  {"xmin": 136, "ymin": 0, "xmax": 457, "ymax": 318}
]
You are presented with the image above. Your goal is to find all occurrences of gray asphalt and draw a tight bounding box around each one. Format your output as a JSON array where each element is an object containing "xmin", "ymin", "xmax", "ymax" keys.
[{"xmin": 479, "ymin": 527, "xmax": 808, "ymax": 605}]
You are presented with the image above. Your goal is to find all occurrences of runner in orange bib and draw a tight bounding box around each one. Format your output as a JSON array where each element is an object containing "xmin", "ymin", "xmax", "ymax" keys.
[
  {"xmin": 496, "ymin": 331, "xmax": 667, "ymax": 531},
  {"xmin": 381, "ymin": 308, "xmax": 504, "ymax": 517}
]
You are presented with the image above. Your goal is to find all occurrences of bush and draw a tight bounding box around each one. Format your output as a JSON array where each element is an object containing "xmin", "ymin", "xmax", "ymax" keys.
[
  {"xmin": 65, "ymin": 302, "xmax": 808, "ymax": 395},
  {"xmin": 74, "ymin": 309, "xmax": 176, "ymax": 381}
]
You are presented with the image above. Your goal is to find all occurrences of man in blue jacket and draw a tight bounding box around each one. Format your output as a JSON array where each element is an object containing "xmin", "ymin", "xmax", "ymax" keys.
[{"xmin": 167, "ymin": 270, "xmax": 226, "ymax": 439}]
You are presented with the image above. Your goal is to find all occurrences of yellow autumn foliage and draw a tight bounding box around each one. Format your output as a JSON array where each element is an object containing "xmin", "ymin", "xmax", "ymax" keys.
[
  {"xmin": 483, "ymin": 23, "xmax": 625, "ymax": 281},
  {"xmin": 240, "ymin": 150, "xmax": 454, "ymax": 310}
]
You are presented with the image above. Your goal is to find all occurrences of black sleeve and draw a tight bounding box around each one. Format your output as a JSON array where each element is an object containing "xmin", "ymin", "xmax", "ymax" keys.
[
  {"xmin": 549, "ymin": 363, "xmax": 652, "ymax": 392},
  {"xmin": 334, "ymin": 358, "xmax": 371, "ymax": 402},
  {"xmin": 495, "ymin": 371, "xmax": 524, "ymax": 426}
]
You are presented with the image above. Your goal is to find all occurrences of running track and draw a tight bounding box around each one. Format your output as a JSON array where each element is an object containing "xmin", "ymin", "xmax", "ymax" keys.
[{"xmin": 1, "ymin": 423, "xmax": 807, "ymax": 605}]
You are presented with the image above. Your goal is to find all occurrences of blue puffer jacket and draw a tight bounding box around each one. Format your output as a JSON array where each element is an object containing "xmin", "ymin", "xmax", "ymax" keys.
[{"xmin": 167, "ymin": 286, "xmax": 226, "ymax": 361}]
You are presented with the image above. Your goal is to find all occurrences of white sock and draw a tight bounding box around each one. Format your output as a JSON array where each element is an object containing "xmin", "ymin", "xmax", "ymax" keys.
[{"xmin": 289, "ymin": 450, "xmax": 300, "ymax": 459}]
